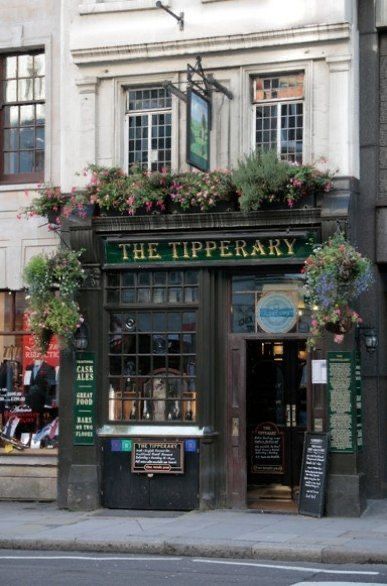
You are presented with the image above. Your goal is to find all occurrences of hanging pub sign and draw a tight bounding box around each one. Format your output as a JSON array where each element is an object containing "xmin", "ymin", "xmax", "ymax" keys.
[
  {"xmin": 186, "ymin": 88, "xmax": 210, "ymax": 171},
  {"xmin": 104, "ymin": 235, "xmax": 314, "ymax": 265},
  {"xmin": 73, "ymin": 352, "xmax": 96, "ymax": 445}
]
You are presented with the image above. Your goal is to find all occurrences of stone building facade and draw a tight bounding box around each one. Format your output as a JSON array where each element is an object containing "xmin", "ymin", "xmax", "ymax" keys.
[{"xmin": 2, "ymin": 0, "xmax": 385, "ymax": 514}]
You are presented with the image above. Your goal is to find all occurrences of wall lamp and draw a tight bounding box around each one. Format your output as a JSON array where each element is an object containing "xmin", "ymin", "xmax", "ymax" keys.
[
  {"xmin": 356, "ymin": 325, "xmax": 378, "ymax": 354},
  {"xmin": 73, "ymin": 319, "xmax": 89, "ymax": 351},
  {"xmin": 155, "ymin": 1, "xmax": 184, "ymax": 30}
]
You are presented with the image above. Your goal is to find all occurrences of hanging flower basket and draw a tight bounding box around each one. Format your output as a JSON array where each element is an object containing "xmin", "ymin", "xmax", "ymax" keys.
[
  {"xmin": 303, "ymin": 232, "xmax": 373, "ymax": 349},
  {"xmin": 23, "ymin": 249, "xmax": 85, "ymax": 354},
  {"xmin": 324, "ymin": 314, "xmax": 354, "ymax": 335}
]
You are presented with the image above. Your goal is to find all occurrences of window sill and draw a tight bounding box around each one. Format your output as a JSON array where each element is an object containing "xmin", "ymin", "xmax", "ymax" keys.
[
  {"xmin": 79, "ymin": 0, "xmax": 169, "ymax": 14},
  {"xmin": 98, "ymin": 424, "xmax": 217, "ymax": 437},
  {"xmin": 0, "ymin": 183, "xmax": 41, "ymax": 193}
]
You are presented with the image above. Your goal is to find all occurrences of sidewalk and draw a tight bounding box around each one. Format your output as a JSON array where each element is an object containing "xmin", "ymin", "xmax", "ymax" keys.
[{"xmin": 0, "ymin": 500, "xmax": 387, "ymax": 564}]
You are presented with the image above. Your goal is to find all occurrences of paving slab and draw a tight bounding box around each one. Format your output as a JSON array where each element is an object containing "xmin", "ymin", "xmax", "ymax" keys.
[{"xmin": 0, "ymin": 500, "xmax": 387, "ymax": 564}]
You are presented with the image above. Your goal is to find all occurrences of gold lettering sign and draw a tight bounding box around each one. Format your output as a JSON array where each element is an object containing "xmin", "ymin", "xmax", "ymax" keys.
[{"xmin": 106, "ymin": 237, "xmax": 311, "ymax": 264}]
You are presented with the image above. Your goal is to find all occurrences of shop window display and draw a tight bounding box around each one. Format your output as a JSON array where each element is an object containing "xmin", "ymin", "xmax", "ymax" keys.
[{"xmin": 0, "ymin": 291, "xmax": 59, "ymax": 448}]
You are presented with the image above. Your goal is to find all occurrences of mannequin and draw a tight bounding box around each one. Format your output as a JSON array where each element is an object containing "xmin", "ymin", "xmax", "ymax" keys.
[{"xmin": 24, "ymin": 359, "xmax": 56, "ymax": 427}]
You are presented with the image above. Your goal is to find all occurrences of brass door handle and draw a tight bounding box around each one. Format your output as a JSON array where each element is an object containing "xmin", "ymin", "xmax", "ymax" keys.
[
  {"xmin": 292, "ymin": 403, "xmax": 297, "ymax": 427},
  {"xmin": 286, "ymin": 404, "xmax": 291, "ymax": 427}
]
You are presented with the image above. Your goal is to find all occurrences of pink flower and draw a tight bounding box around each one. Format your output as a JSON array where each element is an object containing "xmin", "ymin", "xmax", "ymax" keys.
[{"xmin": 334, "ymin": 334, "xmax": 344, "ymax": 344}]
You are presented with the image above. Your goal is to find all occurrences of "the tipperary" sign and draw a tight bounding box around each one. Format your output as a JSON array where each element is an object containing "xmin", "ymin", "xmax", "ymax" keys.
[{"xmin": 105, "ymin": 236, "xmax": 314, "ymax": 264}]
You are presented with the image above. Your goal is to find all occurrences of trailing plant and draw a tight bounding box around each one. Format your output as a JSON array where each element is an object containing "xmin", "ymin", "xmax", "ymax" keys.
[
  {"xmin": 170, "ymin": 170, "xmax": 236, "ymax": 212},
  {"xmin": 233, "ymin": 150, "xmax": 333, "ymax": 211},
  {"xmin": 23, "ymin": 248, "xmax": 85, "ymax": 353},
  {"xmin": 19, "ymin": 185, "xmax": 69, "ymax": 224},
  {"xmin": 302, "ymin": 232, "xmax": 373, "ymax": 348},
  {"xmin": 287, "ymin": 164, "xmax": 333, "ymax": 208}
]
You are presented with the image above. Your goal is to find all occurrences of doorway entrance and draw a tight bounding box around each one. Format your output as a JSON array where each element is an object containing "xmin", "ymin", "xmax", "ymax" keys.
[{"xmin": 246, "ymin": 340, "xmax": 307, "ymax": 511}]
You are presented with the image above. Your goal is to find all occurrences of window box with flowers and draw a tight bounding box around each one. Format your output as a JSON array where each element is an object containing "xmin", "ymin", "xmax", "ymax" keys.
[
  {"xmin": 303, "ymin": 232, "xmax": 373, "ymax": 349},
  {"xmin": 19, "ymin": 153, "xmax": 334, "ymax": 221}
]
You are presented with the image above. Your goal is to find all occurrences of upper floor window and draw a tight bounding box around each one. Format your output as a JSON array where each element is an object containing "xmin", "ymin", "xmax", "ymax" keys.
[
  {"xmin": 126, "ymin": 87, "xmax": 172, "ymax": 172},
  {"xmin": 0, "ymin": 51, "xmax": 45, "ymax": 183},
  {"xmin": 253, "ymin": 72, "xmax": 304, "ymax": 164}
]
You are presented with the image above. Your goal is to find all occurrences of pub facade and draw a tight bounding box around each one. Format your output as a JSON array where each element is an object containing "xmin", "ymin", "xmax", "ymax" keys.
[{"xmin": 52, "ymin": 0, "xmax": 367, "ymax": 517}]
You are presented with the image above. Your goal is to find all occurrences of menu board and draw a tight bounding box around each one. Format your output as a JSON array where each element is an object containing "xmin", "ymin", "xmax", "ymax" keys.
[
  {"xmin": 328, "ymin": 352, "xmax": 355, "ymax": 453},
  {"xmin": 132, "ymin": 440, "xmax": 184, "ymax": 474},
  {"xmin": 298, "ymin": 432, "xmax": 329, "ymax": 517},
  {"xmin": 250, "ymin": 422, "xmax": 284, "ymax": 474},
  {"xmin": 73, "ymin": 352, "xmax": 96, "ymax": 445}
]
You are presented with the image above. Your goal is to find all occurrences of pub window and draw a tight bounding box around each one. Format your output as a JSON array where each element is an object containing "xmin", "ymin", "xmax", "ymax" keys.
[
  {"xmin": 126, "ymin": 87, "xmax": 172, "ymax": 172},
  {"xmin": 0, "ymin": 51, "xmax": 45, "ymax": 183},
  {"xmin": 253, "ymin": 72, "xmax": 304, "ymax": 163},
  {"xmin": 231, "ymin": 273, "xmax": 310, "ymax": 334},
  {"xmin": 106, "ymin": 270, "xmax": 198, "ymax": 422}
]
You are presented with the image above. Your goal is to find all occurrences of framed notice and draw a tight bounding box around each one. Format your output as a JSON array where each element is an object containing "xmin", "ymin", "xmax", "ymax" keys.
[
  {"xmin": 250, "ymin": 422, "xmax": 285, "ymax": 474},
  {"xmin": 327, "ymin": 352, "xmax": 356, "ymax": 453},
  {"xmin": 186, "ymin": 88, "xmax": 210, "ymax": 171},
  {"xmin": 132, "ymin": 440, "xmax": 184, "ymax": 474}
]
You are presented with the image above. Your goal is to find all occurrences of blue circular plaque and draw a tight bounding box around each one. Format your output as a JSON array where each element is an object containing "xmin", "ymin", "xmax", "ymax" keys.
[{"xmin": 256, "ymin": 293, "xmax": 297, "ymax": 333}]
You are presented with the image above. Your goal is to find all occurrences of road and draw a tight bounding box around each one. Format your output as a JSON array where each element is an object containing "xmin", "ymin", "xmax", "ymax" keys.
[{"xmin": 0, "ymin": 551, "xmax": 386, "ymax": 586}]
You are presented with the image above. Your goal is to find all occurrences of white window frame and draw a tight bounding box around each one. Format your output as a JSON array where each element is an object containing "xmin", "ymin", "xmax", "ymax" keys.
[
  {"xmin": 113, "ymin": 73, "xmax": 179, "ymax": 173},
  {"xmin": 253, "ymin": 97, "xmax": 304, "ymax": 163},
  {"xmin": 124, "ymin": 87, "xmax": 172, "ymax": 173},
  {"xmin": 239, "ymin": 63, "xmax": 312, "ymax": 164},
  {"xmin": 252, "ymin": 73, "xmax": 304, "ymax": 163}
]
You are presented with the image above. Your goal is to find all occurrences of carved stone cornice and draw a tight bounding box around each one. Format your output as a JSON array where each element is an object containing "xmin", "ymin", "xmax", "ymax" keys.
[{"xmin": 71, "ymin": 22, "xmax": 350, "ymax": 65}]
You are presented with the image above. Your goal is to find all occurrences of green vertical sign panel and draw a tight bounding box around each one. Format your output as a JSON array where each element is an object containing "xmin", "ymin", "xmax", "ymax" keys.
[
  {"xmin": 355, "ymin": 351, "xmax": 363, "ymax": 450},
  {"xmin": 328, "ymin": 351, "xmax": 356, "ymax": 453},
  {"xmin": 73, "ymin": 352, "xmax": 96, "ymax": 445}
]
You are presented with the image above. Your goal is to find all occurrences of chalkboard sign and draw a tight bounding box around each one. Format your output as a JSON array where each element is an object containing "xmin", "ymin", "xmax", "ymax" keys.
[
  {"xmin": 132, "ymin": 440, "xmax": 184, "ymax": 474},
  {"xmin": 250, "ymin": 422, "xmax": 284, "ymax": 474},
  {"xmin": 298, "ymin": 432, "xmax": 329, "ymax": 517}
]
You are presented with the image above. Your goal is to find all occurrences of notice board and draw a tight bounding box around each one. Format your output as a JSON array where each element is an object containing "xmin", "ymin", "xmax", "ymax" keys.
[
  {"xmin": 327, "ymin": 352, "xmax": 356, "ymax": 453},
  {"xmin": 298, "ymin": 432, "xmax": 329, "ymax": 517},
  {"xmin": 250, "ymin": 422, "xmax": 284, "ymax": 474},
  {"xmin": 132, "ymin": 440, "xmax": 184, "ymax": 474}
]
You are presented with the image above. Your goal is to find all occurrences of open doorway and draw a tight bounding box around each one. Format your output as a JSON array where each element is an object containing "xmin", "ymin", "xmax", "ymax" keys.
[{"xmin": 246, "ymin": 340, "xmax": 307, "ymax": 512}]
